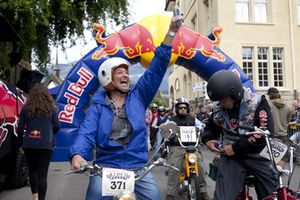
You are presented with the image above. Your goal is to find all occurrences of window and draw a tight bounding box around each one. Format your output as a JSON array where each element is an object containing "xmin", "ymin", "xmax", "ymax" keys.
[
  {"xmin": 242, "ymin": 47, "xmax": 254, "ymax": 81},
  {"xmin": 254, "ymin": 0, "xmax": 267, "ymax": 23},
  {"xmin": 242, "ymin": 46, "xmax": 285, "ymax": 88},
  {"xmin": 235, "ymin": 0, "xmax": 250, "ymax": 22},
  {"xmin": 235, "ymin": 0, "xmax": 268, "ymax": 23},
  {"xmin": 273, "ymin": 48, "xmax": 283, "ymax": 87},
  {"xmin": 257, "ymin": 47, "xmax": 269, "ymax": 87},
  {"xmin": 298, "ymin": 0, "xmax": 300, "ymax": 24}
]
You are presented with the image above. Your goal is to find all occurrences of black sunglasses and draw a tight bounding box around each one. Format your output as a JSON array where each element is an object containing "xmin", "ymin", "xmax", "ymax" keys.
[{"xmin": 178, "ymin": 106, "xmax": 187, "ymax": 110}]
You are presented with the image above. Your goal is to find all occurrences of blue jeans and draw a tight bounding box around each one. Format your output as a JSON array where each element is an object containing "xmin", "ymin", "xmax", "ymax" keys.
[{"xmin": 85, "ymin": 172, "xmax": 161, "ymax": 200}]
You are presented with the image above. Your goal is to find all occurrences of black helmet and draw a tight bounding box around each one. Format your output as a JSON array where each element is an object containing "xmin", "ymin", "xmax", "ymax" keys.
[
  {"xmin": 175, "ymin": 97, "xmax": 190, "ymax": 113},
  {"xmin": 206, "ymin": 70, "xmax": 244, "ymax": 101},
  {"xmin": 158, "ymin": 106, "xmax": 166, "ymax": 113}
]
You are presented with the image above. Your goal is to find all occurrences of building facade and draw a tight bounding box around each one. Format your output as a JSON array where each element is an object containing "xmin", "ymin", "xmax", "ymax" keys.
[{"xmin": 166, "ymin": 0, "xmax": 300, "ymax": 109}]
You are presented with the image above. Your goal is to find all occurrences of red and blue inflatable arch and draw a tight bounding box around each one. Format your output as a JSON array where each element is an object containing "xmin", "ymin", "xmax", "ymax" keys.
[{"xmin": 52, "ymin": 15, "xmax": 254, "ymax": 161}]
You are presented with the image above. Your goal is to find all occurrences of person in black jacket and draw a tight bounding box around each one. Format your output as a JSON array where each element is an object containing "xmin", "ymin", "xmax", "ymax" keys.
[
  {"xmin": 166, "ymin": 98, "xmax": 209, "ymax": 200},
  {"xmin": 202, "ymin": 70, "xmax": 278, "ymax": 200},
  {"xmin": 196, "ymin": 104, "xmax": 209, "ymax": 122},
  {"xmin": 17, "ymin": 83, "xmax": 60, "ymax": 200}
]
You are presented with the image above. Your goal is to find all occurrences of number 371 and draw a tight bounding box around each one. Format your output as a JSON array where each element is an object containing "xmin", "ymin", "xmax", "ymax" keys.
[{"xmin": 110, "ymin": 181, "xmax": 126, "ymax": 190}]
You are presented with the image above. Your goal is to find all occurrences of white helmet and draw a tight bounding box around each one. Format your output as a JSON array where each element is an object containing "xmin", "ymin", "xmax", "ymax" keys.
[{"xmin": 98, "ymin": 57, "xmax": 130, "ymax": 89}]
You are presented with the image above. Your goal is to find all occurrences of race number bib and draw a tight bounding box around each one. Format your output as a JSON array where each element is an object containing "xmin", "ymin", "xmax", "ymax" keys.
[
  {"xmin": 259, "ymin": 138, "xmax": 288, "ymax": 164},
  {"xmin": 102, "ymin": 168, "xmax": 135, "ymax": 196},
  {"xmin": 179, "ymin": 126, "xmax": 197, "ymax": 143}
]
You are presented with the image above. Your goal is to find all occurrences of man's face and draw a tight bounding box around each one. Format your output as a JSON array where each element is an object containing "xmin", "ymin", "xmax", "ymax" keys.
[
  {"xmin": 112, "ymin": 66, "xmax": 130, "ymax": 92},
  {"xmin": 152, "ymin": 107, "xmax": 158, "ymax": 113},
  {"xmin": 177, "ymin": 104, "xmax": 188, "ymax": 115},
  {"xmin": 219, "ymin": 96, "xmax": 235, "ymax": 109}
]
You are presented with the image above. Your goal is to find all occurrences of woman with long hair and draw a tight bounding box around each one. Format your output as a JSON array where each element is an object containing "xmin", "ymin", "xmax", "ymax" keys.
[{"xmin": 18, "ymin": 83, "xmax": 60, "ymax": 200}]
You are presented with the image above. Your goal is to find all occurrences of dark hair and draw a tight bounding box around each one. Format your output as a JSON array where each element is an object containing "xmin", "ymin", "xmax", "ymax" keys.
[
  {"xmin": 267, "ymin": 87, "xmax": 280, "ymax": 100},
  {"xmin": 267, "ymin": 87, "xmax": 279, "ymax": 95},
  {"xmin": 26, "ymin": 83, "xmax": 57, "ymax": 117}
]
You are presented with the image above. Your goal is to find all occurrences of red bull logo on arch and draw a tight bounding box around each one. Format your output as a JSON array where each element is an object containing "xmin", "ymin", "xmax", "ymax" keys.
[
  {"xmin": 92, "ymin": 24, "xmax": 155, "ymax": 60},
  {"xmin": 173, "ymin": 26, "xmax": 225, "ymax": 61}
]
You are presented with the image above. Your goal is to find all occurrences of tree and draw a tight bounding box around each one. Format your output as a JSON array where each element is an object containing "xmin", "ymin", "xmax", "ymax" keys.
[
  {"xmin": 151, "ymin": 97, "xmax": 169, "ymax": 108},
  {"xmin": 0, "ymin": 0, "xmax": 129, "ymax": 78}
]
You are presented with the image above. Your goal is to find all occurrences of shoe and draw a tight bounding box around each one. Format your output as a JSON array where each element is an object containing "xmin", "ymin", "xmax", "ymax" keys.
[
  {"xmin": 200, "ymin": 192, "xmax": 210, "ymax": 200},
  {"xmin": 166, "ymin": 194, "xmax": 175, "ymax": 200}
]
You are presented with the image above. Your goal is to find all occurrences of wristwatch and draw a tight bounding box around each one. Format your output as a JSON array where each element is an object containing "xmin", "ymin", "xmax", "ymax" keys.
[{"xmin": 168, "ymin": 31, "xmax": 176, "ymax": 37}]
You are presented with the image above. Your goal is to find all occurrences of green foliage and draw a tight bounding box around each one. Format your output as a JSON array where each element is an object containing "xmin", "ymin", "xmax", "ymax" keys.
[
  {"xmin": 151, "ymin": 97, "xmax": 168, "ymax": 108},
  {"xmin": 0, "ymin": 0, "xmax": 129, "ymax": 74}
]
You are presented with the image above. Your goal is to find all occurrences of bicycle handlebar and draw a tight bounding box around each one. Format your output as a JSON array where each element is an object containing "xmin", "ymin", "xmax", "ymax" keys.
[
  {"xmin": 64, "ymin": 158, "xmax": 179, "ymax": 181},
  {"xmin": 238, "ymin": 125, "xmax": 271, "ymax": 136}
]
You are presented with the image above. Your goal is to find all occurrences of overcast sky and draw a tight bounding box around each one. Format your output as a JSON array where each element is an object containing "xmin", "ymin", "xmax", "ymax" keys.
[{"xmin": 49, "ymin": 0, "xmax": 168, "ymax": 65}]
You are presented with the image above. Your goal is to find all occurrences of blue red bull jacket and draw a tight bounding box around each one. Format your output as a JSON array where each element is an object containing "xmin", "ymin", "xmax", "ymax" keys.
[
  {"xmin": 17, "ymin": 105, "xmax": 60, "ymax": 150},
  {"xmin": 69, "ymin": 44, "xmax": 171, "ymax": 169}
]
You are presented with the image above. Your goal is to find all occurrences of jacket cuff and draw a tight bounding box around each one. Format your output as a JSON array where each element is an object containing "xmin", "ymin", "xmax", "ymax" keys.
[{"xmin": 160, "ymin": 43, "xmax": 173, "ymax": 49}]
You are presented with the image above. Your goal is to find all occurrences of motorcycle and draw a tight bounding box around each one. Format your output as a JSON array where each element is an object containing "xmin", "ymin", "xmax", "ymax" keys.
[
  {"xmin": 161, "ymin": 121, "xmax": 204, "ymax": 200},
  {"xmin": 236, "ymin": 125, "xmax": 300, "ymax": 200}
]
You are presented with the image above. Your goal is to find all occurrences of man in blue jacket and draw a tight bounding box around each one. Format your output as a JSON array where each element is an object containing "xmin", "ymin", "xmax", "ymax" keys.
[{"xmin": 69, "ymin": 17, "xmax": 182, "ymax": 200}]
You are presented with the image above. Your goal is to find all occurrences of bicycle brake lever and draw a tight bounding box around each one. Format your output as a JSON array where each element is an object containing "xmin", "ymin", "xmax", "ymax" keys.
[
  {"xmin": 64, "ymin": 168, "xmax": 82, "ymax": 175},
  {"xmin": 169, "ymin": 165, "xmax": 180, "ymax": 171}
]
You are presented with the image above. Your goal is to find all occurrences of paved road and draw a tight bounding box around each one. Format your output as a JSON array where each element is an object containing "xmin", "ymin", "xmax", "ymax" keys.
[{"xmin": 0, "ymin": 146, "xmax": 299, "ymax": 200}]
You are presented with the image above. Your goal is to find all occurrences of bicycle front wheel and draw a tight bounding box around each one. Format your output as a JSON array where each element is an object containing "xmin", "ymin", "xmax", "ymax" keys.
[{"xmin": 188, "ymin": 173, "xmax": 201, "ymax": 200}]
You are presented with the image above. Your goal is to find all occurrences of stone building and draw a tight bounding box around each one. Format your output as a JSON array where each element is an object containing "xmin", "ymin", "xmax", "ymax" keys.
[{"xmin": 166, "ymin": 0, "xmax": 300, "ymax": 109}]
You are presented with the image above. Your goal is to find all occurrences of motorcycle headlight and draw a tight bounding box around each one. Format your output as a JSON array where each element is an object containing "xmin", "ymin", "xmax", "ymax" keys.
[
  {"xmin": 118, "ymin": 191, "xmax": 136, "ymax": 200},
  {"xmin": 188, "ymin": 153, "xmax": 197, "ymax": 164}
]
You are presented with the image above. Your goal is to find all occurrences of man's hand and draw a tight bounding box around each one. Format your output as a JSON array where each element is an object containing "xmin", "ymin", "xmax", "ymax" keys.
[
  {"xmin": 289, "ymin": 121, "xmax": 296, "ymax": 125},
  {"xmin": 163, "ymin": 15, "xmax": 183, "ymax": 46},
  {"xmin": 169, "ymin": 15, "xmax": 183, "ymax": 33},
  {"xmin": 206, "ymin": 140, "xmax": 222, "ymax": 155},
  {"xmin": 223, "ymin": 144, "xmax": 235, "ymax": 156},
  {"xmin": 71, "ymin": 154, "xmax": 87, "ymax": 170}
]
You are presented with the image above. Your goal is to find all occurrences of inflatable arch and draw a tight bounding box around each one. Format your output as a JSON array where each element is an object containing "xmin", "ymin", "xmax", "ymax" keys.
[{"xmin": 52, "ymin": 14, "xmax": 254, "ymax": 161}]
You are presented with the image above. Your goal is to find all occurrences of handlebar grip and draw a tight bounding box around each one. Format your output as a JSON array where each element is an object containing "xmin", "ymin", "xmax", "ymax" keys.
[{"xmin": 238, "ymin": 125, "xmax": 255, "ymax": 131}]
